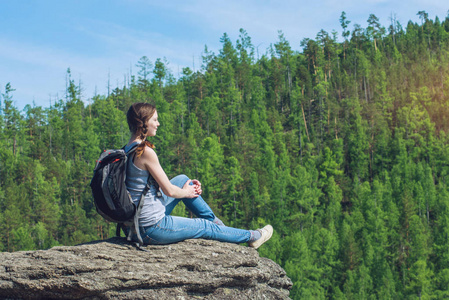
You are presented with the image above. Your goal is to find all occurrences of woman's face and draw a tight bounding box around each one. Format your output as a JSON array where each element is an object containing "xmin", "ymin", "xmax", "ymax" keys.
[{"xmin": 146, "ymin": 110, "xmax": 160, "ymax": 137}]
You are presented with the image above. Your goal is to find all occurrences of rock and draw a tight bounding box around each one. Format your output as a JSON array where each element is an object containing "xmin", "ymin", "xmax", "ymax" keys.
[{"xmin": 0, "ymin": 238, "xmax": 292, "ymax": 299}]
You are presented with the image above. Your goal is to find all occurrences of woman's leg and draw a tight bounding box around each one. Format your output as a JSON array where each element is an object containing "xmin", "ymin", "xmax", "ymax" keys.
[
  {"xmin": 141, "ymin": 215, "xmax": 251, "ymax": 245},
  {"xmin": 162, "ymin": 175, "xmax": 222, "ymax": 224}
]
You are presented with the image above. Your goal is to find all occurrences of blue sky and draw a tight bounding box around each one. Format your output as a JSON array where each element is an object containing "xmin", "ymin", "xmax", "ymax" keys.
[{"xmin": 0, "ymin": 0, "xmax": 447, "ymax": 110}]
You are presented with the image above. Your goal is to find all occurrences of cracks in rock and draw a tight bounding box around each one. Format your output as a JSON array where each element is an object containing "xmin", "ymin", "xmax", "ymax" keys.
[
  {"xmin": 4, "ymin": 265, "xmax": 13, "ymax": 272},
  {"xmin": 176, "ymin": 264, "xmax": 198, "ymax": 272},
  {"xmin": 185, "ymin": 288, "xmax": 215, "ymax": 297},
  {"xmin": 101, "ymin": 281, "xmax": 218, "ymax": 298},
  {"xmin": 91, "ymin": 254, "xmax": 115, "ymax": 261},
  {"xmin": 55, "ymin": 266, "xmax": 108, "ymax": 277}
]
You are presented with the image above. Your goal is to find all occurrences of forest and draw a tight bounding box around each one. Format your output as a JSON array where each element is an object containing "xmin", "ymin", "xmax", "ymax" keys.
[{"xmin": 1, "ymin": 10, "xmax": 449, "ymax": 299}]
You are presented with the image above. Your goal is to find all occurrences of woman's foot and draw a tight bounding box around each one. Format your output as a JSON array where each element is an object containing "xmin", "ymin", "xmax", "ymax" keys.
[{"xmin": 248, "ymin": 225, "xmax": 273, "ymax": 249}]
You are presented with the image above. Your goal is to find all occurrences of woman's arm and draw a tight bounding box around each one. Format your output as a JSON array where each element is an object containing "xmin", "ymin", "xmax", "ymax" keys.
[{"xmin": 138, "ymin": 146, "xmax": 198, "ymax": 199}]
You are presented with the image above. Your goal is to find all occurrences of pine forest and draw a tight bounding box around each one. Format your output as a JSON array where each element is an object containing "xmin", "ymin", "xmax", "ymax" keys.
[{"xmin": 2, "ymin": 11, "xmax": 449, "ymax": 299}]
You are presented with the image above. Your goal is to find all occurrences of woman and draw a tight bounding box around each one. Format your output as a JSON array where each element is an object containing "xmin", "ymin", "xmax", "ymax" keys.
[{"xmin": 124, "ymin": 102, "xmax": 272, "ymax": 248}]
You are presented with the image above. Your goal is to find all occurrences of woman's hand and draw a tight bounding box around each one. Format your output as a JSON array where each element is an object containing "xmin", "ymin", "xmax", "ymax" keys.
[
  {"xmin": 182, "ymin": 179, "xmax": 200, "ymax": 198},
  {"xmin": 191, "ymin": 179, "xmax": 202, "ymax": 195}
]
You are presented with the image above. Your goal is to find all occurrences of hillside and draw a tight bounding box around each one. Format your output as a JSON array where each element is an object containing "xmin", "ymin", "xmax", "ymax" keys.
[{"xmin": 1, "ymin": 11, "xmax": 449, "ymax": 299}]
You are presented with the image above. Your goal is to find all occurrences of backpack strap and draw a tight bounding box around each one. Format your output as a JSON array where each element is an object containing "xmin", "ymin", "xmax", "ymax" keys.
[
  {"xmin": 119, "ymin": 142, "xmax": 152, "ymax": 251},
  {"xmin": 127, "ymin": 175, "xmax": 151, "ymax": 250},
  {"xmin": 124, "ymin": 142, "xmax": 139, "ymax": 156}
]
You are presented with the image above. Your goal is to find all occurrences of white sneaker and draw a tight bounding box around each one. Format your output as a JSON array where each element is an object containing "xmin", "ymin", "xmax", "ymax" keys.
[{"xmin": 248, "ymin": 225, "xmax": 273, "ymax": 249}]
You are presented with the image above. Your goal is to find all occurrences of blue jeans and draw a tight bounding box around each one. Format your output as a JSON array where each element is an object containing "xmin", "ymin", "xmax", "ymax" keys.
[{"xmin": 139, "ymin": 174, "xmax": 251, "ymax": 245}]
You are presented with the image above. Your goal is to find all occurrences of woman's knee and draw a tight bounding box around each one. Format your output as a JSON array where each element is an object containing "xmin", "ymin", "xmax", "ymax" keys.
[
  {"xmin": 170, "ymin": 174, "xmax": 190, "ymax": 188},
  {"xmin": 176, "ymin": 174, "xmax": 189, "ymax": 180}
]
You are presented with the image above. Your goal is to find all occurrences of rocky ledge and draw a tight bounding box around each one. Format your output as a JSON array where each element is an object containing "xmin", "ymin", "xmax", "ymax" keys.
[{"xmin": 0, "ymin": 238, "xmax": 292, "ymax": 299}]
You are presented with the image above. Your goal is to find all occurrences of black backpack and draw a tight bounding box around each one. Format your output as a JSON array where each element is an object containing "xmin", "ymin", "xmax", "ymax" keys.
[{"xmin": 90, "ymin": 145, "xmax": 150, "ymax": 249}]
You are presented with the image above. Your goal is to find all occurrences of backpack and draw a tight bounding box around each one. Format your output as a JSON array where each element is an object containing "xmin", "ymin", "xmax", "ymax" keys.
[{"xmin": 90, "ymin": 145, "xmax": 150, "ymax": 249}]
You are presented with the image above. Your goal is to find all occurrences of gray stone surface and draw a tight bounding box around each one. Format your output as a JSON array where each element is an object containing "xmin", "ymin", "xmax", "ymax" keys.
[{"xmin": 0, "ymin": 238, "xmax": 292, "ymax": 299}]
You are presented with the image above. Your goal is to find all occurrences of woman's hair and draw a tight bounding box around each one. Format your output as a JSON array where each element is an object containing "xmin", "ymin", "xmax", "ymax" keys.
[{"xmin": 126, "ymin": 102, "xmax": 156, "ymax": 157}]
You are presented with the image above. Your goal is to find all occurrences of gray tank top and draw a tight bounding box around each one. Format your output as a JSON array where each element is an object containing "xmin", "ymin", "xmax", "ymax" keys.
[{"xmin": 125, "ymin": 143, "xmax": 165, "ymax": 227}]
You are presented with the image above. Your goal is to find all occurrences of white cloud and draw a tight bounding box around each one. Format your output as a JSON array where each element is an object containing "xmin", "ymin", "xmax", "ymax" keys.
[{"xmin": 71, "ymin": 17, "xmax": 207, "ymax": 68}]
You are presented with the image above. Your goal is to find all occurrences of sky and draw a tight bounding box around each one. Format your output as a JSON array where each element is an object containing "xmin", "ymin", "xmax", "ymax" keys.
[{"xmin": 0, "ymin": 0, "xmax": 447, "ymax": 110}]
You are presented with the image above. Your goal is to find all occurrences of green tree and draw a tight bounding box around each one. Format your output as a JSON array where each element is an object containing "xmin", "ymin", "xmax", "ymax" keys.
[
  {"xmin": 2, "ymin": 83, "xmax": 22, "ymax": 156},
  {"xmin": 222, "ymin": 156, "xmax": 243, "ymax": 226},
  {"xmin": 153, "ymin": 58, "xmax": 167, "ymax": 88},
  {"xmin": 136, "ymin": 55, "xmax": 153, "ymax": 86},
  {"xmin": 12, "ymin": 225, "xmax": 35, "ymax": 251},
  {"xmin": 197, "ymin": 135, "xmax": 225, "ymax": 213},
  {"xmin": 284, "ymin": 231, "xmax": 325, "ymax": 299}
]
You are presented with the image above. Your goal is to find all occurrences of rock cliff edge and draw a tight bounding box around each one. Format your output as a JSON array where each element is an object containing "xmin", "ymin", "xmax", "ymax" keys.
[{"xmin": 0, "ymin": 238, "xmax": 292, "ymax": 299}]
